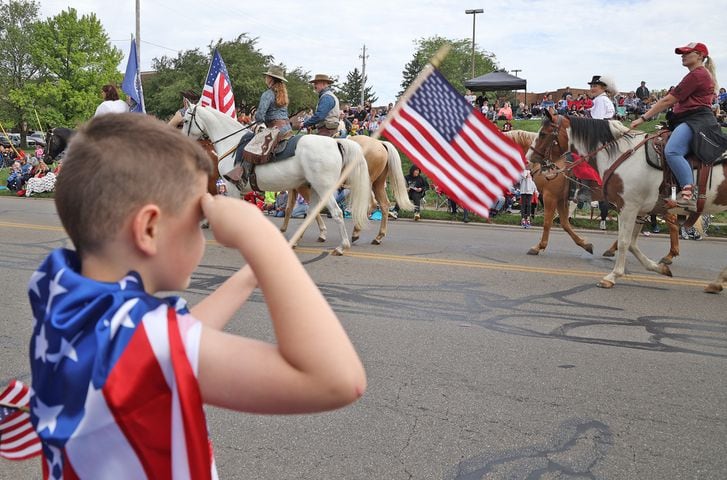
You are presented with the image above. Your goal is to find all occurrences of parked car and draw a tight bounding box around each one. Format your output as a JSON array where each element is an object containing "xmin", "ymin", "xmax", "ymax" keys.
[
  {"xmin": 0, "ymin": 135, "xmax": 11, "ymax": 148},
  {"xmin": 8, "ymin": 133, "xmax": 20, "ymax": 147},
  {"xmin": 28, "ymin": 132, "xmax": 46, "ymax": 147}
]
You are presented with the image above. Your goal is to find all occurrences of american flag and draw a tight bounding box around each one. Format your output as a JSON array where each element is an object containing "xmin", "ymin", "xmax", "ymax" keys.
[
  {"xmin": 27, "ymin": 248, "xmax": 216, "ymax": 479},
  {"xmin": 201, "ymin": 49, "xmax": 236, "ymax": 118},
  {"xmin": 0, "ymin": 379, "xmax": 42, "ymax": 460},
  {"xmin": 380, "ymin": 69, "xmax": 525, "ymax": 217}
]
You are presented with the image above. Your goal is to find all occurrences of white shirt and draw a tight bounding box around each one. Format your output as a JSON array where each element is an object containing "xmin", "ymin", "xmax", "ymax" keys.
[
  {"xmin": 589, "ymin": 93, "xmax": 615, "ymax": 120},
  {"xmin": 94, "ymin": 99, "xmax": 130, "ymax": 117}
]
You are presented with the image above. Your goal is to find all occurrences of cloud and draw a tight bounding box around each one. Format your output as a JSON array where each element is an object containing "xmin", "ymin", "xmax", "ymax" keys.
[{"xmin": 40, "ymin": 0, "xmax": 726, "ymax": 105}]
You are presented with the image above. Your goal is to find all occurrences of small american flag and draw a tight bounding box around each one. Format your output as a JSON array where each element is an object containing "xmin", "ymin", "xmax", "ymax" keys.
[
  {"xmin": 201, "ymin": 49, "xmax": 236, "ymax": 118},
  {"xmin": 0, "ymin": 379, "xmax": 42, "ymax": 460},
  {"xmin": 380, "ymin": 69, "xmax": 525, "ymax": 217}
]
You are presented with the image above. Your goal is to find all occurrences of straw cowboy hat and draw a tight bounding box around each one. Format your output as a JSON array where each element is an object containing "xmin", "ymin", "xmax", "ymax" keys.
[
  {"xmin": 310, "ymin": 74, "xmax": 334, "ymax": 84},
  {"xmin": 263, "ymin": 65, "xmax": 287, "ymax": 82}
]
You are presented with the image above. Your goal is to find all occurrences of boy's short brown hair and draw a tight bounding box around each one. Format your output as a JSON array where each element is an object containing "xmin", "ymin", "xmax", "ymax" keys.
[{"xmin": 55, "ymin": 113, "xmax": 212, "ymax": 255}]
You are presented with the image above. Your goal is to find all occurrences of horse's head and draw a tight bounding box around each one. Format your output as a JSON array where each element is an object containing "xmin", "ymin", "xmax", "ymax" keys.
[
  {"xmin": 527, "ymin": 111, "xmax": 571, "ymax": 165},
  {"xmin": 44, "ymin": 128, "xmax": 75, "ymax": 164},
  {"xmin": 182, "ymin": 103, "xmax": 207, "ymax": 140}
]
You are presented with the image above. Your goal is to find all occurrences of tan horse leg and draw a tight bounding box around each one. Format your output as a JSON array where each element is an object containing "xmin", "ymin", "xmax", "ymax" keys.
[
  {"xmin": 705, "ymin": 266, "xmax": 726, "ymax": 293},
  {"xmin": 281, "ymin": 186, "xmax": 327, "ymax": 243},
  {"xmin": 370, "ymin": 174, "xmax": 390, "ymax": 245}
]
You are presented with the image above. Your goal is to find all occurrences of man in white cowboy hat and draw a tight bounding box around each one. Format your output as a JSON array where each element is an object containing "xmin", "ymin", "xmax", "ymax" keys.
[
  {"xmin": 255, "ymin": 65, "xmax": 292, "ymax": 135},
  {"xmin": 302, "ymin": 73, "xmax": 341, "ymax": 137}
]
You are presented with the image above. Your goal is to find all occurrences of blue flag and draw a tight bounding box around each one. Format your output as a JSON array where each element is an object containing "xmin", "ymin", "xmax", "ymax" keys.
[{"xmin": 122, "ymin": 37, "xmax": 145, "ymax": 113}]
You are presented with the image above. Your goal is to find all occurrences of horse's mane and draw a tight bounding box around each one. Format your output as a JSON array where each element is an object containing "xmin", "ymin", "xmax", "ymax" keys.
[
  {"xmin": 566, "ymin": 117, "xmax": 616, "ymax": 153},
  {"xmin": 504, "ymin": 129, "xmax": 538, "ymax": 154}
]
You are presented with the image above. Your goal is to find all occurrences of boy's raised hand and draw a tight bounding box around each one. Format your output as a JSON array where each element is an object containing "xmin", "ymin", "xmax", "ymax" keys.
[{"xmin": 201, "ymin": 193, "xmax": 266, "ymax": 248}]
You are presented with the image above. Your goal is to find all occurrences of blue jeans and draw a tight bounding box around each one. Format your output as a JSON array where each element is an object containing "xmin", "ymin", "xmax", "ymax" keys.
[{"xmin": 664, "ymin": 123, "xmax": 694, "ymax": 188}]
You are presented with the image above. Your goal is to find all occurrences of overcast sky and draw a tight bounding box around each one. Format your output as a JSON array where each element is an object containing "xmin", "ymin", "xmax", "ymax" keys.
[{"xmin": 39, "ymin": 0, "xmax": 726, "ymax": 105}]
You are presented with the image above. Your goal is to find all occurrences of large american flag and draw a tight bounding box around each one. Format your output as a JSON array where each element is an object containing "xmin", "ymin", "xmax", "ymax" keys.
[
  {"xmin": 27, "ymin": 248, "xmax": 216, "ymax": 479},
  {"xmin": 1, "ymin": 379, "xmax": 42, "ymax": 460},
  {"xmin": 380, "ymin": 69, "xmax": 525, "ymax": 217},
  {"xmin": 201, "ymin": 49, "xmax": 236, "ymax": 118}
]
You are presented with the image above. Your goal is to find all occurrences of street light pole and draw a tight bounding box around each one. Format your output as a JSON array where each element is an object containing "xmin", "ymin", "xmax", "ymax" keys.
[{"xmin": 465, "ymin": 8, "xmax": 484, "ymax": 79}]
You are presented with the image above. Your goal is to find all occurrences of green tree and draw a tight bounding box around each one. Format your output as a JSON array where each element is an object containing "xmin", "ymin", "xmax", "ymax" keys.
[
  {"xmin": 336, "ymin": 68, "xmax": 377, "ymax": 107},
  {"xmin": 0, "ymin": 0, "xmax": 41, "ymax": 144},
  {"xmin": 27, "ymin": 8, "xmax": 122, "ymax": 127},
  {"xmin": 143, "ymin": 34, "xmax": 317, "ymax": 121},
  {"xmin": 399, "ymin": 36, "xmax": 498, "ymax": 97}
]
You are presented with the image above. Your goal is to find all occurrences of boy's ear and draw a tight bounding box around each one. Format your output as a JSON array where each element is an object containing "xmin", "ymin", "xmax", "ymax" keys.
[{"xmin": 131, "ymin": 204, "xmax": 161, "ymax": 256}]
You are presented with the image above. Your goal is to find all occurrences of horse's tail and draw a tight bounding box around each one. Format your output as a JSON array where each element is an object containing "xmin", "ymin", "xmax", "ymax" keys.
[
  {"xmin": 382, "ymin": 141, "xmax": 414, "ymax": 211},
  {"xmin": 337, "ymin": 139, "xmax": 370, "ymax": 230}
]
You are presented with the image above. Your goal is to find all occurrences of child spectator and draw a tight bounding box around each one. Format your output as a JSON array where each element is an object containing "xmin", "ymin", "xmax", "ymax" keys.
[
  {"xmin": 6, "ymin": 160, "xmax": 23, "ymax": 190},
  {"xmin": 27, "ymin": 113, "xmax": 365, "ymax": 477}
]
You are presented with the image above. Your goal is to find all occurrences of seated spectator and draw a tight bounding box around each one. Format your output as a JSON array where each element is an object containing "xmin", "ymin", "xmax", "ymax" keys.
[
  {"xmin": 516, "ymin": 102, "xmax": 530, "ymax": 119},
  {"xmin": 497, "ymin": 101, "xmax": 513, "ymax": 120},
  {"xmin": 291, "ymin": 193, "xmax": 309, "ymax": 218},
  {"xmin": 6, "ymin": 160, "xmax": 23, "ymax": 191},
  {"xmin": 263, "ymin": 191, "xmax": 277, "ymax": 214},
  {"xmin": 23, "ymin": 160, "xmax": 58, "ymax": 197},
  {"xmin": 243, "ymin": 190, "xmax": 265, "ymax": 210},
  {"xmin": 557, "ymin": 97, "xmax": 569, "ymax": 115},
  {"xmin": 540, "ymin": 93, "xmax": 555, "ymax": 111},
  {"xmin": 273, "ymin": 190, "xmax": 288, "ymax": 217},
  {"xmin": 623, "ymin": 92, "xmax": 640, "ymax": 115}
]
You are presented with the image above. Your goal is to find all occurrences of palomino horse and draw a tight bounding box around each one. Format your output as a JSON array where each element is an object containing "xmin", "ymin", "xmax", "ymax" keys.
[
  {"xmin": 506, "ymin": 130, "xmax": 680, "ymax": 265},
  {"xmin": 183, "ymin": 103, "xmax": 371, "ymax": 255},
  {"xmin": 44, "ymin": 128, "xmax": 75, "ymax": 163},
  {"xmin": 279, "ymin": 135, "xmax": 414, "ymax": 245},
  {"xmin": 529, "ymin": 112, "xmax": 727, "ymax": 293}
]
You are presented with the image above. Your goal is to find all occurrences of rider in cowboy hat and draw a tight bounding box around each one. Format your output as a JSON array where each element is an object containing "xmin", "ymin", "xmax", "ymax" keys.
[
  {"xmin": 302, "ymin": 74, "xmax": 341, "ymax": 137},
  {"xmin": 255, "ymin": 65, "xmax": 291, "ymax": 135}
]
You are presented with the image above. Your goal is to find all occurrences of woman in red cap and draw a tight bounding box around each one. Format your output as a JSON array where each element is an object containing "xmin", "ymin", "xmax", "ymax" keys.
[{"xmin": 630, "ymin": 42, "xmax": 720, "ymax": 207}]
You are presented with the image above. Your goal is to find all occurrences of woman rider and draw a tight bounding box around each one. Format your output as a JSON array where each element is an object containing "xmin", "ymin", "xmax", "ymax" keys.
[
  {"xmin": 254, "ymin": 65, "xmax": 291, "ymax": 136},
  {"xmin": 630, "ymin": 42, "xmax": 720, "ymax": 208}
]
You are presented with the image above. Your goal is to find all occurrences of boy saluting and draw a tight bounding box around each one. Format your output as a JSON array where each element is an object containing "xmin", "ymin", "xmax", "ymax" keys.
[{"xmin": 28, "ymin": 113, "xmax": 366, "ymax": 479}]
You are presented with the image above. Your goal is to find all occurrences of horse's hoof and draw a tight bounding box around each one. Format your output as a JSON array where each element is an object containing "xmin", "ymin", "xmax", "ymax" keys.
[
  {"xmin": 658, "ymin": 264, "xmax": 673, "ymax": 277},
  {"xmin": 351, "ymin": 235, "xmax": 359, "ymax": 243},
  {"xmin": 201, "ymin": 222, "xmax": 210, "ymax": 229},
  {"xmin": 371, "ymin": 237, "xmax": 382, "ymax": 245},
  {"xmin": 527, "ymin": 248, "xmax": 540, "ymax": 255},
  {"xmin": 597, "ymin": 279, "xmax": 615, "ymax": 288},
  {"xmin": 584, "ymin": 243, "xmax": 594, "ymax": 254},
  {"xmin": 331, "ymin": 247, "xmax": 344, "ymax": 256},
  {"xmin": 704, "ymin": 283, "xmax": 723, "ymax": 294},
  {"xmin": 659, "ymin": 257, "xmax": 673, "ymax": 266},
  {"xmin": 602, "ymin": 250, "xmax": 615, "ymax": 258},
  {"xmin": 280, "ymin": 227, "xmax": 287, "ymax": 233},
  {"xmin": 317, "ymin": 236, "xmax": 326, "ymax": 243}
]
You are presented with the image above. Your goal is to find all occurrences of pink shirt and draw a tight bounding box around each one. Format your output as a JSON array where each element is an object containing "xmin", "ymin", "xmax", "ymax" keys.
[{"xmin": 672, "ymin": 66, "xmax": 715, "ymax": 115}]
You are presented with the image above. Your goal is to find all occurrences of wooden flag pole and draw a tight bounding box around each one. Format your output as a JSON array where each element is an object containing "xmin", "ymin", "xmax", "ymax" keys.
[{"xmin": 287, "ymin": 44, "xmax": 452, "ymax": 250}]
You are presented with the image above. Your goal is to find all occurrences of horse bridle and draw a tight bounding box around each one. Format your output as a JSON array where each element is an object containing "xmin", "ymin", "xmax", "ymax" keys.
[
  {"xmin": 529, "ymin": 115, "xmax": 567, "ymax": 164},
  {"xmin": 184, "ymin": 103, "xmax": 249, "ymax": 146}
]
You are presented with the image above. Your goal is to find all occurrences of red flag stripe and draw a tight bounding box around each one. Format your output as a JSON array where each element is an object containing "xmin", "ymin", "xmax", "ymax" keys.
[
  {"xmin": 0, "ymin": 380, "xmax": 41, "ymax": 460},
  {"xmin": 387, "ymin": 116, "xmax": 495, "ymax": 215}
]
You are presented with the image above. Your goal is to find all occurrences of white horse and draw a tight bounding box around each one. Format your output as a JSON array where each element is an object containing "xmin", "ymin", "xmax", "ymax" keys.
[
  {"xmin": 183, "ymin": 103, "xmax": 370, "ymax": 255},
  {"xmin": 529, "ymin": 112, "xmax": 727, "ymax": 293}
]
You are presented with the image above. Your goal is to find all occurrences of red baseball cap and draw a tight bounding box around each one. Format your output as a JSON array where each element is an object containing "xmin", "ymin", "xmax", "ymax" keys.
[{"xmin": 674, "ymin": 42, "xmax": 708, "ymax": 56}]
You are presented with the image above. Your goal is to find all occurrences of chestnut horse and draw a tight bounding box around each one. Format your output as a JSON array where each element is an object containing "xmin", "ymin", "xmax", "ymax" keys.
[
  {"xmin": 505, "ymin": 130, "xmax": 680, "ymax": 264},
  {"xmin": 280, "ymin": 135, "xmax": 414, "ymax": 245},
  {"xmin": 529, "ymin": 113, "xmax": 727, "ymax": 293}
]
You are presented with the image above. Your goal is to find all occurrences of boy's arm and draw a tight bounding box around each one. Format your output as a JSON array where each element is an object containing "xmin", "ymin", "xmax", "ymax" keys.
[{"xmin": 196, "ymin": 194, "xmax": 366, "ymax": 414}]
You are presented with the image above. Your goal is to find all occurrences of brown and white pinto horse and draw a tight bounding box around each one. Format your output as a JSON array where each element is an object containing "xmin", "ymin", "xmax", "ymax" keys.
[
  {"xmin": 506, "ymin": 130, "xmax": 680, "ymax": 265},
  {"xmin": 529, "ymin": 112, "xmax": 727, "ymax": 293},
  {"xmin": 280, "ymin": 135, "xmax": 414, "ymax": 245}
]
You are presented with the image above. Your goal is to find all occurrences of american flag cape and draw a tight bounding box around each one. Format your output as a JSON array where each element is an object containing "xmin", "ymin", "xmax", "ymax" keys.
[
  {"xmin": 200, "ymin": 49, "xmax": 236, "ymax": 118},
  {"xmin": 379, "ymin": 69, "xmax": 526, "ymax": 217},
  {"xmin": 1, "ymin": 379, "xmax": 42, "ymax": 460},
  {"xmin": 28, "ymin": 248, "xmax": 216, "ymax": 479}
]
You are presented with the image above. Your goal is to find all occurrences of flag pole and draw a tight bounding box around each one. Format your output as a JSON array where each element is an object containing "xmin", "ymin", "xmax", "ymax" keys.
[
  {"xmin": 33, "ymin": 109, "xmax": 44, "ymax": 133},
  {"xmin": 286, "ymin": 45, "xmax": 452, "ymax": 249}
]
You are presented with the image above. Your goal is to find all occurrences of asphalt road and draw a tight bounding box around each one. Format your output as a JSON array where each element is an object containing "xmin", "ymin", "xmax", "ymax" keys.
[{"xmin": 1, "ymin": 197, "xmax": 725, "ymax": 479}]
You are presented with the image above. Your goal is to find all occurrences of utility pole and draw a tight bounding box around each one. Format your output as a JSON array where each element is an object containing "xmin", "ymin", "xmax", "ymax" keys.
[
  {"xmin": 135, "ymin": 0, "xmax": 141, "ymax": 62},
  {"xmin": 511, "ymin": 69, "xmax": 522, "ymax": 77},
  {"xmin": 464, "ymin": 9, "xmax": 484, "ymax": 79},
  {"xmin": 359, "ymin": 44, "xmax": 368, "ymax": 107}
]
